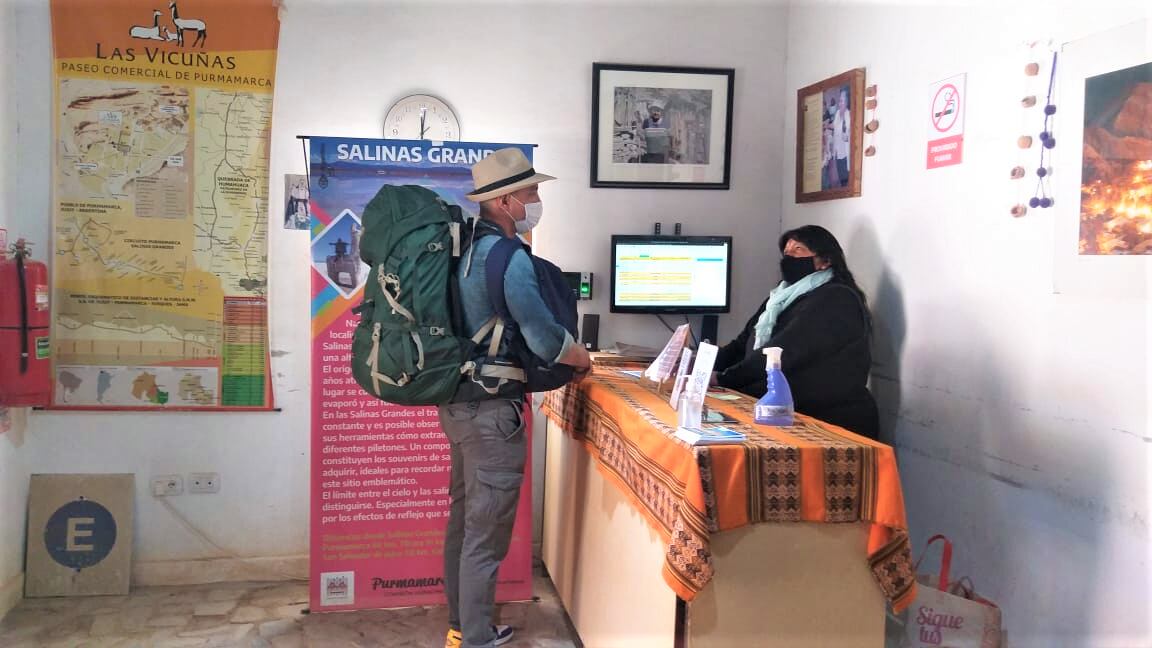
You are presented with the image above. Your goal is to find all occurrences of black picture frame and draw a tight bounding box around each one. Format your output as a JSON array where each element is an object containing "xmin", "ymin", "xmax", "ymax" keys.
[{"xmin": 591, "ymin": 62, "xmax": 735, "ymax": 189}]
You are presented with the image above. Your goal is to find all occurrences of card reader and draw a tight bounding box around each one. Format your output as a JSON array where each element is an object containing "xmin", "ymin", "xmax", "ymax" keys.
[{"xmin": 562, "ymin": 271, "xmax": 593, "ymax": 300}]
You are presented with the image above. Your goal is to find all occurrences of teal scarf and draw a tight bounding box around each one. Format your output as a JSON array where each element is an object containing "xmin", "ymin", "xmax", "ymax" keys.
[{"xmin": 752, "ymin": 269, "xmax": 833, "ymax": 349}]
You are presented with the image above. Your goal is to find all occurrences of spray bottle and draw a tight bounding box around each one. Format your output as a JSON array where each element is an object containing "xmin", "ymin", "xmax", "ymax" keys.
[{"xmin": 754, "ymin": 347, "xmax": 794, "ymax": 426}]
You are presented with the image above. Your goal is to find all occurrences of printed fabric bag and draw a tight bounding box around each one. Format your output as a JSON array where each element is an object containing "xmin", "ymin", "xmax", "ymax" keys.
[{"xmin": 900, "ymin": 534, "xmax": 1002, "ymax": 648}]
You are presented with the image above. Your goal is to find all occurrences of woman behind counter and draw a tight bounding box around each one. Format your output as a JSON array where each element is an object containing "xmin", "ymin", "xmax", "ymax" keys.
[{"xmin": 712, "ymin": 225, "xmax": 879, "ymax": 439}]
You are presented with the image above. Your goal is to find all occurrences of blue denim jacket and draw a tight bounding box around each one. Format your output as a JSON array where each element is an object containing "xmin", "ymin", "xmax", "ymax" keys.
[{"xmin": 459, "ymin": 220, "xmax": 574, "ymax": 369}]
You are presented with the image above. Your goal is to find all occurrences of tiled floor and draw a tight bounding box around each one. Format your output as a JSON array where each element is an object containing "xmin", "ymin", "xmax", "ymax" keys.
[{"xmin": 0, "ymin": 572, "xmax": 581, "ymax": 648}]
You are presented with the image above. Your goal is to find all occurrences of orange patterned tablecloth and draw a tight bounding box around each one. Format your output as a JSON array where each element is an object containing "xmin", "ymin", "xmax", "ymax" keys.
[{"xmin": 542, "ymin": 370, "xmax": 916, "ymax": 611}]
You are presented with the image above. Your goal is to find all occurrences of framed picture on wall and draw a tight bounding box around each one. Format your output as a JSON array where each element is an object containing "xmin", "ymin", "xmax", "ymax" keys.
[
  {"xmin": 591, "ymin": 63, "xmax": 735, "ymax": 189},
  {"xmin": 795, "ymin": 68, "xmax": 865, "ymax": 202}
]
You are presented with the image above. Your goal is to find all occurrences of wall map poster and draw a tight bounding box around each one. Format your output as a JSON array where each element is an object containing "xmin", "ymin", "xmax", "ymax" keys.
[{"xmin": 49, "ymin": 0, "xmax": 279, "ymax": 409}]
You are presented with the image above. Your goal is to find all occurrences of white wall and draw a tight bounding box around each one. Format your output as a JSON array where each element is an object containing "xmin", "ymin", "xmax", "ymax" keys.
[
  {"xmin": 6, "ymin": 0, "xmax": 787, "ymax": 578},
  {"xmin": 8, "ymin": 0, "xmax": 1149, "ymax": 641},
  {"xmin": 783, "ymin": 2, "xmax": 1151, "ymax": 646},
  {"xmin": 270, "ymin": 1, "xmax": 788, "ymax": 349}
]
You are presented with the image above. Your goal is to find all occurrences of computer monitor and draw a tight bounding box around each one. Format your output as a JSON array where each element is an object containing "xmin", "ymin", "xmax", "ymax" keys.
[{"xmin": 610, "ymin": 235, "xmax": 733, "ymax": 314}]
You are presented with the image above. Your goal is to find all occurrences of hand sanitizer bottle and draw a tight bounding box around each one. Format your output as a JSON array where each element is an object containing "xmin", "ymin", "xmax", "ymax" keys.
[
  {"xmin": 754, "ymin": 347, "xmax": 794, "ymax": 426},
  {"xmin": 677, "ymin": 389, "xmax": 703, "ymax": 430}
]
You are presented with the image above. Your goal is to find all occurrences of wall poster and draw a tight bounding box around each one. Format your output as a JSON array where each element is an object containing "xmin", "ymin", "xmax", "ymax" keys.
[
  {"xmin": 308, "ymin": 137, "xmax": 535, "ymax": 612},
  {"xmin": 49, "ymin": 0, "xmax": 279, "ymax": 410}
]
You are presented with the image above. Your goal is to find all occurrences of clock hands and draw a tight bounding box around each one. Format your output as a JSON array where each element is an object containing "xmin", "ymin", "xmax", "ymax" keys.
[{"xmin": 419, "ymin": 108, "xmax": 429, "ymax": 139}]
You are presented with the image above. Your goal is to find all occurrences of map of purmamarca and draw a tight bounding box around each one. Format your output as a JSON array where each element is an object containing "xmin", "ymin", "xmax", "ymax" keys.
[
  {"xmin": 53, "ymin": 78, "xmax": 272, "ymax": 405},
  {"xmin": 193, "ymin": 89, "xmax": 272, "ymax": 296},
  {"xmin": 58, "ymin": 80, "xmax": 189, "ymax": 200}
]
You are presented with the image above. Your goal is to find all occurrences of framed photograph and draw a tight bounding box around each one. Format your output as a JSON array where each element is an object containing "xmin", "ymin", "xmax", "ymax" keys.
[
  {"xmin": 284, "ymin": 173, "xmax": 310, "ymax": 230},
  {"xmin": 591, "ymin": 63, "xmax": 734, "ymax": 189},
  {"xmin": 795, "ymin": 68, "xmax": 865, "ymax": 202},
  {"xmin": 1079, "ymin": 60, "xmax": 1152, "ymax": 255}
]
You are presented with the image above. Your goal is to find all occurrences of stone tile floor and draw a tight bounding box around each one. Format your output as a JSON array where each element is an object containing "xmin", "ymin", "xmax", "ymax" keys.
[{"xmin": 0, "ymin": 573, "xmax": 581, "ymax": 647}]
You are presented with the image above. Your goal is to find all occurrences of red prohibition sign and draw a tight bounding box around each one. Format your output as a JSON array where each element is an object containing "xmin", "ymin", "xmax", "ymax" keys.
[{"xmin": 932, "ymin": 84, "xmax": 960, "ymax": 133}]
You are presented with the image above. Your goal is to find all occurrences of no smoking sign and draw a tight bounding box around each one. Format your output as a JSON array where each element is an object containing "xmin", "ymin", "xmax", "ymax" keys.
[{"xmin": 927, "ymin": 74, "xmax": 966, "ymax": 169}]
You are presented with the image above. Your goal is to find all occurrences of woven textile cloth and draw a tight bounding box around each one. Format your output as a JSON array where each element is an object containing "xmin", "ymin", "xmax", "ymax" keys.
[{"xmin": 542, "ymin": 371, "xmax": 916, "ymax": 611}]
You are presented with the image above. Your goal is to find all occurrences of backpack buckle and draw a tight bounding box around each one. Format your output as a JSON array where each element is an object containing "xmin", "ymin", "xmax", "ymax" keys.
[
  {"xmin": 427, "ymin": 242, "xmax": 444, "ymax": 252},
  {"xmin": 428, "ymin": 326, "xmax": 445, "ymax": 336}
]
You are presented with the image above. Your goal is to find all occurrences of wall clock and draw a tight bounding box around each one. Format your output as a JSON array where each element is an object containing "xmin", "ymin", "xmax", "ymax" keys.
[{"xmin": 383, "ymin": 94, "xmax": 460, "ymax": 141}]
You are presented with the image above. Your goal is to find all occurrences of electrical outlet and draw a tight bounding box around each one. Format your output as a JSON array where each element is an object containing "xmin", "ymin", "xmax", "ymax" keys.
[
  {"xmin": 189, "ymin": 472, "xmax": 220, "ymax": 494},
  {"xmin": 151, "ymin": 475, "xmax": 183, "ymax": 497}
]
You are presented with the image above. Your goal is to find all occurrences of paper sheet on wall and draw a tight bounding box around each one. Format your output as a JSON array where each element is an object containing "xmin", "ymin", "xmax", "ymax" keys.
[{"xmin": 802, "ymin": 93, "xmax": 826, "ymax": 193}]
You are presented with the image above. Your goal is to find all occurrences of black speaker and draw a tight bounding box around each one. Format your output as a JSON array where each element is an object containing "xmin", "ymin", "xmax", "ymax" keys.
[
  {"xmin": 701, "ymin": 314, "xmax": 719, "ymax": 345},
  {"xmin": 580, "ymin": 314, "xmax": 600, "ymax": 352}
]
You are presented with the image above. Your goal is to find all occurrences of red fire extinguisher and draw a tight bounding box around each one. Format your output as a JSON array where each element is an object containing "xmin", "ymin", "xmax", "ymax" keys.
[{"xmin": 0, "ymin": 239, "xmax": 51, "ymax": 406}]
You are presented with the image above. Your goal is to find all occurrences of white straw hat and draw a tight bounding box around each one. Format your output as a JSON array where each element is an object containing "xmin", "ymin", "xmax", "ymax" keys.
[{"xmin": 465, "ymin": 148, "xmax": 555, "ymax": 202}]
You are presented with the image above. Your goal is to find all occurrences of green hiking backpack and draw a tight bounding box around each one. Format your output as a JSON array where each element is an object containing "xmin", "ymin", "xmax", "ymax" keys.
[{"xmin": 350, "ymin": 185, "xmax": 480, "ymax": 405}]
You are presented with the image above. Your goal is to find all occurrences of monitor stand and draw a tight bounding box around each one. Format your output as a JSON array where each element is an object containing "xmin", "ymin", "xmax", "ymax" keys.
[{"xmin": 701, "ymin": 315, "xmax": 718, "ymax": 345}]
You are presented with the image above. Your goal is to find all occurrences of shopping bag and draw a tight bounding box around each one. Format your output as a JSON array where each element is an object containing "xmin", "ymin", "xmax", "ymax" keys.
[{"xmin": 900, "ymin": 535, "xmax": 1002, "ymax": 648}]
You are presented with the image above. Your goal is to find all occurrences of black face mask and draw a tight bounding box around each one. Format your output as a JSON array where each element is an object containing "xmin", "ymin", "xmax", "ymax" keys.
[{"xmin": 780, "ymin": 255, "xmax": 818, "ymax": 284}]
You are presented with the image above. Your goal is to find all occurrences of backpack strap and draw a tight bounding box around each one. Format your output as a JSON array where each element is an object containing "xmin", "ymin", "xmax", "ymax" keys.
[
  {"xmin": 459, "ymin": 314, "xmax": 526, "ymax": 395},
  {"xmin": 461, "ymin": 236, "xmax": 529, "ymax": 394},
  {"xmin": 484, "ymin": 236, "xmax": 524, "ymax": 324}
]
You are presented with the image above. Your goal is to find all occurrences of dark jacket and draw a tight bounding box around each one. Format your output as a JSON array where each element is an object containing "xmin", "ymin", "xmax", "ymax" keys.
[{"xmin": 714, "ymin": 281, "xmax": 879, "ymax": 439}]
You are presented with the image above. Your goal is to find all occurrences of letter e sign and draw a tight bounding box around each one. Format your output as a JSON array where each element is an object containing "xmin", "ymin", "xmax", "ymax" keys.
[{"xmin": 44, "ymin": 499, "xmax": 117, "ymax": 569}]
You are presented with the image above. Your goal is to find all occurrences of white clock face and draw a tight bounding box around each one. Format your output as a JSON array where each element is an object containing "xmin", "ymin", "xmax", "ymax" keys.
[{"xmin": 384, "ymin": 94, "xmax": 460, "ymax": 141}]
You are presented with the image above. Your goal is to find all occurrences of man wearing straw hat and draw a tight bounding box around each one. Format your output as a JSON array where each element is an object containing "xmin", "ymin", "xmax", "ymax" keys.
[{"xmin": 439, "ymin": 148, "xmax": 591, "ymax": 648}]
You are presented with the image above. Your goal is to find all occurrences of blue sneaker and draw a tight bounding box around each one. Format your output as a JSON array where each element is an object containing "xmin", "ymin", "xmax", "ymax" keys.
[{"xmin": 493, "ymin": 624, "xmax": 514, "ymax": 646}]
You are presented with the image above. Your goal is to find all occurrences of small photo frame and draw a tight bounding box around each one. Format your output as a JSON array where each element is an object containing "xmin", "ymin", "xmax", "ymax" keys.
[
  {"xmin": 591, "ymin": 63, "xmax": 734, "ymax": 189},
  {"xmin": 284, "ymin": 173, "xmax": 310, "ymax": 230},
  {"xmin": 795, "ymin": 68, "xmax": 865, "ymax": 203}
]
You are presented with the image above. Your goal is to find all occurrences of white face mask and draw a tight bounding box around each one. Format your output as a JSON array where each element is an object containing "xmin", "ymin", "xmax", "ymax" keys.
[{"xmin": 510, "ymin": 197, "xmax": 543, "ymax": 234}]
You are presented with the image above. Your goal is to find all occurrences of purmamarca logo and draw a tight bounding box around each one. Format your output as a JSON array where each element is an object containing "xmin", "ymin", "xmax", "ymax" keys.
[{"xmin": 372, "ymin": 577, "xmax": 444, "ymax": 590}]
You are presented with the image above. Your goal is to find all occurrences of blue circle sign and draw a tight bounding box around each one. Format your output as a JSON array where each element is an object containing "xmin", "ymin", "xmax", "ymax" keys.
[{"xmin": 43, "ymin": 499, "xmax": 117, "ymax": 570}]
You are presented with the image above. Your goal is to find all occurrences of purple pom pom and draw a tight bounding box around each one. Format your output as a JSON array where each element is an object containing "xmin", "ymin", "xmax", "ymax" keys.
[
  {"xmin": 1039, "ymin": 197, "xmax": 1053, "ymax": 208},
  {"xmin": 1039, "ymin": 131, "xmax": 1051, "ymax": 141},
  {"xmin": 1036, "ymin": 167, "xmax": 1048, "ymax": 177},
  {"xmin": 1043, "ymin": 137, "xmax": 1056, "ymax": 149},
  {"xmin": 1029, "ymin": 197, "xmax": 1041, "ymax": 208},
  {"xmin": 1044, "ymin": 105, "xmax": 1057, "ymax": 116}
]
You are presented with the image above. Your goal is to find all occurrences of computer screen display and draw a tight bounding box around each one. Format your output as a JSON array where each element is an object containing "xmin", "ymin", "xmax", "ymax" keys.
[{"xmin": 610, "ymin": 235, "xmax": 732, "ymax": 314}]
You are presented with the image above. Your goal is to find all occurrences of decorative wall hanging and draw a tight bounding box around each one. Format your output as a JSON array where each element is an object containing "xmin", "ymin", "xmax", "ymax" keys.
[
  {"xmin": 796, "ymin": 68, "xmax": 865, "ymax": 202},
  {"xmin": 1028, "ymin": 53, "xmax": 1060, "ymax": 210},
  {"xmin": 591, "ymin": 63, "xmax": 734, "ymax": 189},
  {"xmin": 864, "ymin": 84, "xmax": 879, "ymax": 157},
  {"xmin": 1011, "ymin": 47, "xmax": 1059, "ymax": 217}
]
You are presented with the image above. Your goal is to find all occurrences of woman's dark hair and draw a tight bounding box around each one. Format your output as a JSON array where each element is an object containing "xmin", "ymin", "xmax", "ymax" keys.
[{"xmin": 778, "ymin": 225, "xmax": 868, "ymax": 309}]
